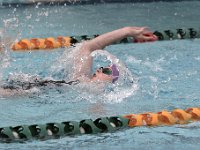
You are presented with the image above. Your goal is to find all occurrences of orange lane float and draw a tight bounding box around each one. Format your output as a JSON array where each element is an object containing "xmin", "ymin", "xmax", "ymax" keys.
[
  {"xmin": 185, "ymin": 107, "xmax": 200, "ymax": 121},
  {"xmin": 12, "ymin": 36, "xmax": 73, "ymax": 51},
  {"xmin": 123, "ymin": 107, "xmax": 200, "ymax": 127}
]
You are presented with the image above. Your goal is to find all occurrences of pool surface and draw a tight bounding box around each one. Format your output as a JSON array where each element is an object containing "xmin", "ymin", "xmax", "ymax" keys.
[{"xmin": 0, "ymin": 0, "xmax": 200, "ymax": 149}]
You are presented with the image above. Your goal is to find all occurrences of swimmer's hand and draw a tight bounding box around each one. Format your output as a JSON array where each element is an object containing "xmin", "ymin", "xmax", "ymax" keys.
[{"xmin": 125, "ymin": 26, "xmax": 158, "ymax": 42}]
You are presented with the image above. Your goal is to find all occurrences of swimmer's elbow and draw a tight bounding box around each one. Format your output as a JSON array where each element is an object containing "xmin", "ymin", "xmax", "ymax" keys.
[
  {"xmin": 81, "ymin": 41, "xmax": 103, "ymax": 53},
  {"xmin": 80, "ymin": 41, "xmax": 93, "ymax": 53}
]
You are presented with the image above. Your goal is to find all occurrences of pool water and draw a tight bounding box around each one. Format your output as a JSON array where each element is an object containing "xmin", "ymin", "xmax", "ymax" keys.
[{"xmin": 0, "ymin": 1, "xmax": 200, "ymax": 149}]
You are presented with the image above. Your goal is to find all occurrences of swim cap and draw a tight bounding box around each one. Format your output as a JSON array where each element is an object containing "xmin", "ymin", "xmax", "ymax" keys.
[{"xmin": 111, "ymin": 64, "xmax": 119, "ymax": 83}]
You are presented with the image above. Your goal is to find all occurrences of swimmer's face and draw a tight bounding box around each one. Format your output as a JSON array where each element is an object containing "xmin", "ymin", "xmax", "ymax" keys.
[{"xmin": 91, "ymin": 67, "xmax": 113, "ymax": 83}]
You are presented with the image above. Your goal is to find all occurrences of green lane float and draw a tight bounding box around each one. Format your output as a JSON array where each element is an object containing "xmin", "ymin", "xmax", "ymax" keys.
[
  {"xmin": 153, "ymin": 27, "xmax": 200, "ymax": 40},
  {"xmin": 11, "ymin": 27, "xmax": 200, "ymax": 51},
  {"xmin": 0, "ymin": 116, "xmax": 128, "ymax": 142},
  {"xmin": 0, "ymin": 107, "xmax": 199, "ymax": 143}
]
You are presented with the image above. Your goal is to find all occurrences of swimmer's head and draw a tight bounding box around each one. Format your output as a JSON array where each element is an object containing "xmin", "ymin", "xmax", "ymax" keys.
[{"xmin": 92, "ymin": 64, "xmax": 119, "ymax": 83}]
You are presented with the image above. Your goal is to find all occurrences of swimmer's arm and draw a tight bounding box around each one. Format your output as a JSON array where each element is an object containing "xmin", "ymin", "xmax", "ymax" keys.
[
  {"xmin": 72, "ymin": 27, "xmax": 153, "ymax": 79},
  {"xmin": 83, "ymin": 26, "xmax": 153, "ymax": 51},
  {"xmin": 0, "ymin": 37, "xmax": 14, "ymax": 51}
]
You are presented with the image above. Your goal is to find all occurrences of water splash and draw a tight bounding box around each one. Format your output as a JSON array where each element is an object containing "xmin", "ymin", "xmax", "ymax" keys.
[
  {"xmin": 51, "ymin": 44, "xmax": 138, "ymax": 103},
  {"xmin": 0, "ymin": 17, "xmax": 19, "ymax": 82},
  {"xmin": 0, "ymin": 29, "xmax": 10, "ymax": 81},
  {"xmin": 90, "ymin": 50, "xmax": 139, "ymax": 103},
  {"xmin": 50, "ymin": 43, "xmax": 83, "ymax": 81}
]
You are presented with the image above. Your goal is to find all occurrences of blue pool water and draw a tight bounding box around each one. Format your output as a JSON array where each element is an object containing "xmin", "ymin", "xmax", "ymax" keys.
[{"xmin": 0, "ymin": 1, "xmax": 200, "ymax": 149}]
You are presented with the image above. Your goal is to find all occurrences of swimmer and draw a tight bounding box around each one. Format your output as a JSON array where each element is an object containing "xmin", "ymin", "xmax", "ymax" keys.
[
  {"xmin": 0, "ymin": 26, "xmax": 157, "ymax": 97},
  {"xmin": 71, "ymin": 26, "xmax": 156, "ymax": 83}
]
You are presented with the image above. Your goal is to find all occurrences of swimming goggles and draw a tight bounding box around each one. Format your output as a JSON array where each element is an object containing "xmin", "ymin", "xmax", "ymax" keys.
[{"xmin": 99, "ymin": 67, "xmax": 112, "ymax": 75}]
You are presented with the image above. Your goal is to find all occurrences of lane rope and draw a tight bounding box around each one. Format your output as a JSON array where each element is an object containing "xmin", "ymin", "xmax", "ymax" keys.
[
  {"xmin": 11, "ymin": 27, "xmax": 200, "ymax": 51},
  {"xmin": 0, "ymin": 107, "xmax": 199, "ymax": 143}
]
